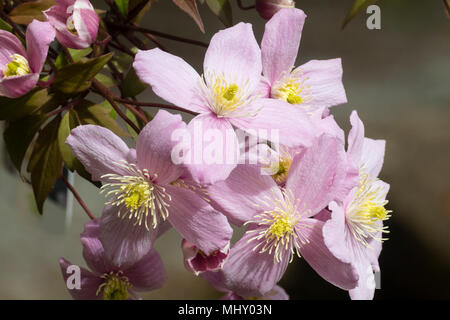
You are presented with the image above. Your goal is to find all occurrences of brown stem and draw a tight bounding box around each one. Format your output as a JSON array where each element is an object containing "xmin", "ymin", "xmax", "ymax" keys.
[
  {"xmin": 61, "ymin": 174, "xmax": 95, "ymax": 220},
  {"xmin": 113, "ymin": 97, "xmax": 199, "ymax": 116}
]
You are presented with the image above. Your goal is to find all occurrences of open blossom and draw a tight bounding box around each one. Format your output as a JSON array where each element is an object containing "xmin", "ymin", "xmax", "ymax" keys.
[
  {"xmin": 44, "ymin": 0, "xmax": 99, "ymax": 49},
  {"xmin": 207, "ymin": 134, "xmax": 359, "ymax": 297},
  {"xmin": 133, "ymin": 22, "xmax": 315, "ymax": 184},
  {"xmin": 181, "ymin": 239, "xmax": 229, "ymax": 275},
  {"xmin": 259, "ymin": 8, "xmax": 347, "ymax": 117},
  {"xmin": 66, "ymin": 110, "xmax": 233, "ymax": 267},
  {"xmin": 256, "ymin": 0, "xmax": 296, "ymax": 20},
  {"xmin": 0, "ymin": 20, "xmax": 55, "ymax": 98},
  {"xmin": 323, "ymin": 111, "xmax": 390, "ymax": 300},
  {"xmin": 60, "ymin": 220, "xmax": 166, "ymax": 300}
]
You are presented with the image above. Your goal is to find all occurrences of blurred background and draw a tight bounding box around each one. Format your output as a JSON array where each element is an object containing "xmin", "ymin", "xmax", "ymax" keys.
[{"xmin": 0, "ymin": 0, "xmax": 449, "ymax": 299}]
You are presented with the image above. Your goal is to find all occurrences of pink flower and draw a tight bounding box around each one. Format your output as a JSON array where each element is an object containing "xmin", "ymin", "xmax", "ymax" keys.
[
  {"xmin": 59, "ymin": 220, "xmax": 166, "ymax": 300},
  {"xmin": 44, "ymin": 0, "xmax": 99, "ymax": 49},
  {"xmin": 181, "ymin": 239, "xmax": 229, "ymax": 275},
  {"xmin": 207, "ymin": 134, "xmax": 359, "ymax": 297},
  {"xmin": 260, "ymin": 8, "xmax": 347, "ymax": 117},
  {"xmin": 133, "ymin": 22, "xmax": 315, "ymax": 184},
  {"xmin": 323, "ymin": 111, "xmax": 390, "ymax": 300},
  {"xmin": 256, "ymin": 0, "xmax": 296, "ymax": 20},
  {"xmin": 66, "ymin": 110, "xmax": 233, "ymax": 268},
  {"xmin": 0, "ymin": 20, "xmax": 55, "ymax": 98}
]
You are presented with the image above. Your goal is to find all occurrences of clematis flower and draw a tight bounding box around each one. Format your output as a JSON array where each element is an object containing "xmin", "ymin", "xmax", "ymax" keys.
[
  {"xmin": 259, "ymin": 8, "xmax": 347, "ymax": 117},
  {"xmin": 207, "ymin": 134, "xmax": 359, "ymax": 297},
  {"xmin": 181, "ymin": 239, "xmax": 229, "ymax": 275},
  {"xmin": 59, "ymin": 220, "xmax": 166, "ymax": 300},
  {"xmin": 44, "ymin": 0, "xmax": 99, "ymax": 49},
  {"xmin": 0, "ymin": 20, "xmax": 55, "ymax": 98},
  {"xmin": 201, "ymin": 270, "xmax": 289, "ymax": 300},
  {"xmin": 256, "ymin": 0, "xmax": 296, "ymax": 20},
  {"xmin": 323, "ymin": 111, "xmax": 390, "ymax": 300},
  {"xmin": 66, "ymin": 110, "xmax": 233, "ymax": 268},
  {"xmin": 133, "ymin": 22, "xmax": 315, "ymax": 184}
]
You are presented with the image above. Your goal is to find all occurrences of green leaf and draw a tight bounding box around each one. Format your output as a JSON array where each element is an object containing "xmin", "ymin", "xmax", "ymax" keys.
[
  {"xmin": 206, "ymin": 0, "xmax": 232, "ymax": 27},
  {"xmin": 0, "ymin": 17, "xmax": 12, "ymax": 32},
  {"xmin": 0, "ymin": 88, "xmax": 51, "ymax": 121},
  {"xmin": 27, "ymin": 115, "xmax": 63, "ymax": 214},
  {"xmin": 121, "ymin": 67, "xmax": 147, "ymax": 97},
  {"xmin": 114, "ymin": 0, "xmax": 129, "ymax": 16},
  {"xmin": 342, "ymin": 0, "xmax": 378, "ymax": 29},
  {"xmin": 52, "ymin": 53, "xmax": 113, "ymax": 95},
  {"xmin": 3, "ymin": 114, "xmax": 48, "ymax": 172},
  {"xmin": 9, "ymin": 0, "xmax": 56, "ymax": 25},
  {"xmin": 68, "ymin": 48, "xmax": 93, "ymax": 61},
  {"xmin": 173, "ymin": 0, "xmax": 205, "ymax": 33}
]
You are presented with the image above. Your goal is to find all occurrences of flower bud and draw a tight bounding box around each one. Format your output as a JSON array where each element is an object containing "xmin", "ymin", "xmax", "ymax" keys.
[{"xmin": 256, "ymin": 0, "xmax": 296, "ymax": 20}]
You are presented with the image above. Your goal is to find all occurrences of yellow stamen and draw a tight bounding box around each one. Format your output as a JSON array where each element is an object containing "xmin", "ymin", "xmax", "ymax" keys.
[
  {"xmin": 97, "ymin": 272, "xmax": 131, "ymax": 300},
  {"xmin": 3, "ymin": 54, "xmax": 31, "ymax": 77},
  {"xmin": 271, "ymin": 69, "xmax": 312, "ymax": 108}
]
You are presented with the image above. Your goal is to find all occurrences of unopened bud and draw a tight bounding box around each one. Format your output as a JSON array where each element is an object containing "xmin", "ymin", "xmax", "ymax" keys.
[{"xmin": 256, "ymin": 0, "xmax": 296, "ymax": 20}]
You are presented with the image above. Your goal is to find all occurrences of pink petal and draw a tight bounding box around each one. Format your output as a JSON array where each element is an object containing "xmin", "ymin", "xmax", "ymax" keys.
[
  {"xmin": 165, "ymin": 185, "xmax": 233, "ymax": 255},
  {"xmin": 230, "ymin": 98, "xmax": 315, "ymax": 148},
  {"xmin": 66, "ymin": 125, "xmax": 132, "ymax": 182},
  {"xmin": 200, "ymin": 270, "xmax": 227, "ymax": 292},
  {"xmin": 136, "ymin": 110, "xmax": 186, "ymax": 185},
  {"xmin": 133, "ymin": 48, "xmax": 205, "ymax": 113},
  {"xmin": 183, "ymin": 114, "xmax": 240, "ymax": 185},
  {"xmin": 286, "ymin": 134, "xmax": 348, "ymax": 215},
  {"xmin": 59, "ymin": 257, "xmax": 103, "ymax": 300},
  {"xmin": 80, "ymin": 219, "xmax": 111, "ymax": 274},
  {"xmin": 220, "ymin": 292, "xmax": 243, "ymax": 300},
  {"xmin": 297, "ymin": 218, "xmax": 359, "ymax": 290},
  {"xmin": 349, "ymin": 257, "xmax": 376, "ymax": 300},
  {"xmin": 261, "ymin": 8, "xmax": 306, "ymax": 84},
  {"xmin": 98, "ymin": 205, "xmax": 156, "ymax": 269},
  {"xmin": 25, "ymin": 20, "xmax": 55, "ymax": 73},
  {"xmin": 221, "ymin": 228, "xmax": 289, "ymax": 297},
  {"xmin": 361, "ymin": 138, "xmax": 385, "ymax": 178},
  {"xmin": 0, "ymin": 30, "xmax": 26, "ymax": 68},
  {"xmin": 348, "ymin": 110, "xmax": 364, "ymax": 166},
  {"xmin": 207, "ymin": 164, "xmax": 280, "ymax": 226},
  {"xmin": 262, "ymin": 285, "xmax": 289, "ymax": 300},
  {"xmin": 204, "ymin": 22, "xmax": 261, "ymax": 96},
  {"xmin": 314, "ymin": 115, "xmax": 345, "ymax": 144},
  {"xmin": 295, "ymin": 58, "xmax": 347, "ymax": 109},
  {"xmin": 73, "ymin": 0, "xmax": 98, "ymax": 44},
  {"xmin": 182, "ymin": 239, "xmax": 229, "ymax": 275},
  {"xmin": 123, "ymin": 248, "xmax": 167, "ymax": 291},
  {"xmin": 0, "ymin": 73, "xmax": 39, "ymax": 98}
]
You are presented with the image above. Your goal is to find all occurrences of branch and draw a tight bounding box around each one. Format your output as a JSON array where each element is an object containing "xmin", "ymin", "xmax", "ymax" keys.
[
  {"xmin": 61, "ymin": 174, "xmax": 95, "ymax": 220},
  {"xmin": 113, "ymin": 97, "xmax": 199, "ymax": 116}
]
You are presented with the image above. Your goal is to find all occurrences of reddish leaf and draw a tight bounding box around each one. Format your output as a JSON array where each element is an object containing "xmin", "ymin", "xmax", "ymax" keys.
[{"xmin": 173, "ymin": 0, "xmax": 205, "ymax": 33}]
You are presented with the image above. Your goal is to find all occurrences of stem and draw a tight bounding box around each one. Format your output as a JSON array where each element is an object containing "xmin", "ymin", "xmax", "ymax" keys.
[
  {"xmin": 61, "ymin": 174, "xmax": 95, "ymax": 220},
  {"xmin": 115, "ymin": 24, "xmax": 209, "ymax": 48},
  {"xmin": 237, "ymin": 0, "xmax": 256, "ymax": 10},
  {"xmin": 113, "ymin": 97, "xmax": 199, "ymax": 116}
]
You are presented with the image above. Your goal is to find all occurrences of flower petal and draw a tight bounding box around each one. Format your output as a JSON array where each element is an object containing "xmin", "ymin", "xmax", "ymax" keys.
[
  {"xmin": 204, "ymin": 22, "xmax": 261, "ymax": 95},
  {"xmin": 297, "ymin": 218, "xmax": 359, "ymax": 290},
  {"xmin": 0, "ymin": 73, "xmax": 39, "ymax": 98},
  {"xmin": 123, "ymin": 248, "xmax": 167, "ymax": 291},
  {"xmin": 66, "ymin": 125, "xmax": 132, "ymax": 182},
  {"xmin": 207, "ymin": 164, "xmax": 280, "ymax": 226},
  {"xmin": 286, "ymin": 134, "xmax": 348, "ymax": 215},
  {"xmin": 361, "ymin": 138, "xmax": 385, "ymax": 178},
  {"xmin": 295, "ymin": 58, "xmax": 347, "ymax": 109},
  {"xmin": 136, "ymin": 110, "xmax": 186, "ymax": 185},
  {"xmin": 133, "ymin": 48, "xmax": 205, "ymax": 113},
  {"xmin": 80, "ymin": 219, "xmax": 111, "ymax": 274},
  {"xmin": 165, "ymin": 185, "xmax": 233, "ymax": 255},
  {"xmin": 59, "ymin": 257, "xmax": 103, "ymax": 300},
  {"xmin": 349, "ymin": 257, "xmax": 376, "ymax": 300},
  {"xmin": 0, "ymin": 30, "xmax": 26, "ymax": 68},
  {"xmin": 73, "ymin": 0, "xmax": 98, "ymax": 44},
  {"xmin": 98, "ymin": 205, "xmax": 156, "ymax": 268},
  {"xmin": 348, "ymin": 110, "xmax": 364, "ymax": 166},
  {"xmin": 26, "ymin": 20, "xmax": 55, "ymax": 74},
  {"xmin": 261, "ymin": 8, "xmax": 306, "ymax": 84}
]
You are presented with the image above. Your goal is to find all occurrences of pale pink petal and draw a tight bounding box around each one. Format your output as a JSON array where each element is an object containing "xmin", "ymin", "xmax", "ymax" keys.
[
  {"xmin": 59, "ymin": 257, "xmax": 103, "ymax": 300},
  {"xmin": 257, "ymin": 77, "xmax": 271, "ymax": 98},
  {"xmin": 207, "ymin": 164, "xmax": 281, "ymax": 226},
  {"xmin": 230, "ymin": 98, "xmax": 315, "ymax": 148},
  {"xmin": 182, "ymin": 239, "xmax": 229, "ymax": 275},
  {"xmin": 73, "ymin": 0, "xmax": 98, "ymax": 44},
  {"xmin": 133, "ymin": 48, "xmax": 205, "ymax": 113},
  {"xmin": 136, "ymin": 110, "xmax": 186, "ymax": 185},
  {"xmin": 361, "ymin": 138, "xmax": 385, "ymax": 178},
  {"xmin": 297, "ymin": 218, "xmax": 359, "ymax": 290},
  {"xmin": 349, "ymin": 257, "xmax": 376, "ymax": 300},
  {"xmin": 0, "ymin": 30, "xmax": 26, "ymax": 68},
  {"xmin": 262, "ymin": 285, "xmax": 289, "ymax": 300},
  {"xmin": 286, "ymin": 134, "xmax": 348, "ymax": 215},
  {"xmin": 98, "ymin": 205, "xmax": 156, "ymax": 269},
  {"xmin": 183, "ymin": 114, "xmax": 240, "ymax": 185},
  {"xmin": 165, "ymin": 185, "xmax": 233, "ymax": 255},
  {"xmin": 220, "ymin": 292, "xmax": 243, "ymax": 300},
  {"xmin": 348, "ymin": 110, "xmax": 364, "ymax": 166},
  {"xmin": 294, "ymin": 58, "xmax": 347, "ymax": 109},
  {"xmin": 314, "ymin": 115, "xmax": 345, "ymax": 144},
  {"xmin": 261, "ymin": 8, "xmax": 306, "ymax": 84},
  {"xmin": 222, "ymin": 228, "xmax": 289, "ymax": 297},
  {"xmin": 25, "ymin": 20, "xmax": 55, "ymax": 73},
  {"xmin": 0, "ymin": 73, "xmax": 39, "ymax": 98},
  {"xmin": 204, "ymin": 22, "xmax": 261, "ymax": 95},
  {"xmin": 66, "ymin": 125, "xmax": 131, "ymax": 182},
  {"xmin": 80, "ymin": 219, "xmax": 111, "ymax": 274},
  {"xmin": 123, "ymin": 248, "xmax": 167, "ymax": 291}
]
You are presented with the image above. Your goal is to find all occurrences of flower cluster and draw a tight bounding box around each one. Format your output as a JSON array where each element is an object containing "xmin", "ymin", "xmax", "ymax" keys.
[{"xmin": 58, "ymin": 7, "xmax": 391, "ymax": 300}]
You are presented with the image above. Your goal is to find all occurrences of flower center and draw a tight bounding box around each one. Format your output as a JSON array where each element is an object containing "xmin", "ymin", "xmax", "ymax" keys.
[
  {"xmin": 97, "ymin": 272, "xmax": 130, "ymax": 300},
  {"xmin": 271, "ymin": 156, "xmax": 292, "ymax": 185},
  {"xmin": 100, "ymin": 161, "xmax": 171, "ymax": 230},
  {"xmin": 3, "ymin": 54, "xmax": 31, "ymax": 77},
  {"xmin": 271, "ymin": 70, "xmax": 311, "ymax": 107},
  {"xmin": 65, "ymin": 5, "xmax": 78, "ymax": 34},
  {"xmin": 246, "ymin": 189, "xmax": 310, "ymax": 263},
  {"xmin": 346, "ymin": 174, "xmax": 391, "ymax": 247}
]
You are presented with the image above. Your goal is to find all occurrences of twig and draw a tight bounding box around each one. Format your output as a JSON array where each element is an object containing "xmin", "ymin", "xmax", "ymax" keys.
[
  {"xmin": 113, "ymin": 97, "xmax": 199, "ymax": 116},
  {"xmin": 61, "ymin": 174, "xmax": 95, "ymax": 220}
]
